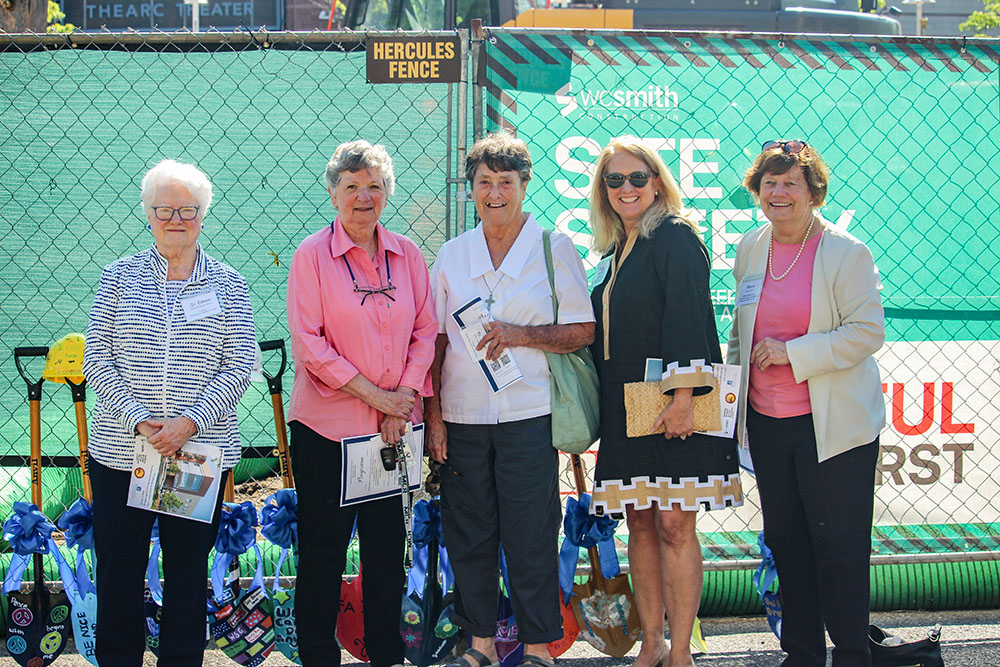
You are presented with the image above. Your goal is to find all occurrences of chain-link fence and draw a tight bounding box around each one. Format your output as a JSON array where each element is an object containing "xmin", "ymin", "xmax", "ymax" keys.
[
  {"xmin": 478, "ymin": 28, "xmax": 1000, "ymax": 564},
  {"xmin": 2, "ymin": 26, "xmax": 1000, "ymax": 612},
  {"xmin": 0, "ymin": 29, "xmax": 464, "ymax": 577}
]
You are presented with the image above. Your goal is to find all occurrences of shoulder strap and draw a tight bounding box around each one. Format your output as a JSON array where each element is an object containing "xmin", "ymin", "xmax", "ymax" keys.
[{"xmin": 542, "ymin": 229, "xmax": 558, "ymax": 325}]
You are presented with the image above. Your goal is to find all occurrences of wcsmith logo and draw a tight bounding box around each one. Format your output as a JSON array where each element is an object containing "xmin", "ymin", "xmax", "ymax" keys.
[{"xmin": 555, "ymin": 82, "xmax": 681, "ymax": 117}]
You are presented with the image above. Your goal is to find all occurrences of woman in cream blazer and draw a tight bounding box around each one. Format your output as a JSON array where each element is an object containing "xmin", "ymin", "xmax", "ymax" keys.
[{"xmin": 727, "ymin": 141, "xmax": 885, "ymax": 667}]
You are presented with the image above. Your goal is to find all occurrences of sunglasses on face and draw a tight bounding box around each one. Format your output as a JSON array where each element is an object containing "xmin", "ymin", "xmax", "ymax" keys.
[
  {"xmin": 603, "ymin": 171, "xmax": 653, "ymax": 189},
  {"xmin": 761, "ymin": 140, "xmax": 808, "ymax": 155}
]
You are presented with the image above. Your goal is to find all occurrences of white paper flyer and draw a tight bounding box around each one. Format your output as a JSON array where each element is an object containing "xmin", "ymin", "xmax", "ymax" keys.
[
  {"xmin": 127, "ymin": 436, "xmax": 223, "ymax": 523},
  {"xmin": 340, "ymin": 423, "xmax": 424, "ymax": 507},
  {"xmin": 452, "ymin": 297, "xmax": 523, "ymax": 393}
]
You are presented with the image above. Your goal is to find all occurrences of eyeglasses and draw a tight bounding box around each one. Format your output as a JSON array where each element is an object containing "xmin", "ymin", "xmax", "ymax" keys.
[
  {"xmin": 152, "ymin": 206, "xmax": 199, "ymax": 221},
  {"xmin": 342, "ymin": 250, "xmax": 397, "ymax": 306},
  {"xmin": 603, "ymin": 171, "xmax": 653, "ymax": 189},
  {"xmin": 761, "ymin": 140, "xmax": 808, "ymax": 155}
]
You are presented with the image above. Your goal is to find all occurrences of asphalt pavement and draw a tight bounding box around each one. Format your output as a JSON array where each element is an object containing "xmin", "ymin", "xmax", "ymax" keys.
[{"xmin": 6, "ymin": 608, "xmax": 1000, "ymax": 665}]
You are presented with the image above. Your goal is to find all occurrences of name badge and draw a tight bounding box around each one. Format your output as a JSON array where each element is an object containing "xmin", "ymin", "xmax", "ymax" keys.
[
  {"xmin": 180, "ymin": 291, "xmax": 222, "ymax": 322},
  {"xmin": 735, "ymin": 277, "xmax": 764, "ymax": 308},
  {"xmin": 589, "ymin": 256, "xmax": 612, "ymax": 291}
]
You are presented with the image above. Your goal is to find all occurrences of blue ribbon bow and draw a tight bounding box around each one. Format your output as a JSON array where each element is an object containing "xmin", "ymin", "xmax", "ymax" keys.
[
  {"xmin": 210, "ymin": 501, "xmax": 258, "ymax": 600},
  {"xmin": 260, "ymin": 489, "xmax": 297, "ymax": 550},
  {"xmin": 58, "ymin": 497, "xmax": 97, "ymax": 595},
  {"xmin": 558, "ymin": 493, "xmax": 620, "ymax": 603},
  {"xmin": 406, "ymin": 500, "xmax": 453, "ymax": 596},
  {"xmin": 753, "ymin": 530, "xmax": 779, "ymax": 602},
  {"xmin": 2, "ymin": 502, "xmax": 56, "ymax": 595},
  {"xmin": 260, "ymin": 489, "xmax": 297, "ymax": 593}
]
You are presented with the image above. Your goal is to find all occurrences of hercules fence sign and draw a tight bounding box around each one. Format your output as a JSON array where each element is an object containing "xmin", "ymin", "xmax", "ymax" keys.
[
  {"xmin": 482, "ymin": 28, "xmax": 1000, "ymax": 529},
  {"xmin": 367, "ymin": 36, "xmax": 461, "ymax": 84}
]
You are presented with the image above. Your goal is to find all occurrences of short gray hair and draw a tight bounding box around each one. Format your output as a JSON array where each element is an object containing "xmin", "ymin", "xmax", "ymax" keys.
[
  {"xmin": 465, "ymin": 131, "xmax": 532, "ymax": 185},
  {"xmin": 324, "ymin": 140, "xmax": 396, "ymax": 195},
  {"xmin": 140, "ymin": 159, "xmax": 213, "ymax": 213}
]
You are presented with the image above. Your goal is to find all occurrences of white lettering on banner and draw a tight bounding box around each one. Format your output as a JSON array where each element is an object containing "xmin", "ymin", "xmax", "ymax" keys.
[
  {"xmin": 554, "ymin": 137, "xmax": 600, "ymax": 199},
  {"xmin": 678, "ymin": 138, "xmax": 722, "ymax": 200},
  {"xmin": 551, "ymin": 136, "xmax": 862, "ymax": 273},
  {"xmin": 712, "ymin": 209, "xmax": 751, "ymax": 271}
]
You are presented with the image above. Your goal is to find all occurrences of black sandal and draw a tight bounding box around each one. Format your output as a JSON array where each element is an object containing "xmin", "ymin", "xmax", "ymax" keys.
[
  {"xmin": 517, "ymin": 655, "xmax": 556, "ymax": 667},
  {"xmin": 446, "ymin": 648, "xmax": 499, "ymax": 667}
]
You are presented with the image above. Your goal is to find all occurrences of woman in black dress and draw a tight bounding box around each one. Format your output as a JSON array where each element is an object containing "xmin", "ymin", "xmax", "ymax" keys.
[{"xmin": 588, "ymin": 137, "xmax": 743, "ymax": 667}]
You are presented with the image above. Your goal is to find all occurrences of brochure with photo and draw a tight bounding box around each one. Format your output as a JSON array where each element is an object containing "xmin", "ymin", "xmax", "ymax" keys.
[{"xmin": 127, "ymin": 436, "xmax": 223, "ymax": 523}]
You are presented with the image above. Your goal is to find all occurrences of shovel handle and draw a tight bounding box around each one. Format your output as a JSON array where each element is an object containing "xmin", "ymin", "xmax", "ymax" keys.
[
  {"xmin": 271, "ymin": 393, "xmax": 295, "ymax": 489},
  {"xmin": 225, "ymin": 473, "xmax": 235, "ymax": 503},
  {"xmin": 14, "ymin": 346, "xmax": 48, "ymax": 401},
  {"xmin": 259, "ymin": 339, "xmax": 294, "ymax": 488},
  {"xmin": 570, "ymin": 453, "xmax": 588, "ymax": 498},
  {"xmin": 258, "ymin": 339, "xmax": 287, "ymax": 396}
]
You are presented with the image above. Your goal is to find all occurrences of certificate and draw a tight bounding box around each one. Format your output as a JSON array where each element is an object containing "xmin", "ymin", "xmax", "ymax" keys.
[
  {"xmin": 340, "ymin": 423, "xmax": 423, "ymax": 507},
  {"xmin": 452, "ymin": 297, "xmax": 523, "ymax": 393},
  {"xmin": 127, "ymin": 436, "xmax": 223, "ymax": 523}
]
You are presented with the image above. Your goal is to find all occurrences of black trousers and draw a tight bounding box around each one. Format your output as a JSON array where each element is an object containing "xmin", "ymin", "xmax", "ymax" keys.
[
  {"xmin": 290, "ymin": 421, "xmax": 405, "ymax": 667},
  {"xmin": 90, "ymin": 458, "xmax": 227, "ymax": 667},
  {"xmin": 747, "ymin": 407, "xmax": 879, "ymax": 667},
  {"xmin": 440, "ymin": 415, "xmax": 562, "ymax": 645}
]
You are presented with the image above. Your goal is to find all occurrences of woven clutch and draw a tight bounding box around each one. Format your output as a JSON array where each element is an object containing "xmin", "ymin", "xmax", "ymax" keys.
[{"xmin": 623, "ymin": 379, "xmax": 721, "ymax": 437}]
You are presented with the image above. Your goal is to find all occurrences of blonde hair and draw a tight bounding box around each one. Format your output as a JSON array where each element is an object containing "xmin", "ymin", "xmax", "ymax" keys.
[{"xmin": 589, "ymin": 136, "xmax": 697, "ymax": 254}]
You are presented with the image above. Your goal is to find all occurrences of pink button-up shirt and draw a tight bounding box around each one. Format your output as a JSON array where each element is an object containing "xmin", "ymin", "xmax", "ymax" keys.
[{"xmin": 287, "ymin": 218, "xmax": 437, "ymax": 442}]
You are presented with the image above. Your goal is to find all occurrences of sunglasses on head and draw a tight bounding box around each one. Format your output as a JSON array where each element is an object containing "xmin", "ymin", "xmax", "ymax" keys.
[
  {"xmin": 762, "ymin": 140, "xmax": 808, "ymax": 155},
  {"xmin": 603, "ymin": 171, "xmax": 653, "ymax": 189}
]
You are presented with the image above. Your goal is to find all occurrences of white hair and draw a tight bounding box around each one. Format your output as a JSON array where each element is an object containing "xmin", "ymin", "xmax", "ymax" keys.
[
  {"xmin": 140, "ymin": 159, "xmax": 213, "ymax": 213},
  {"xmin": 324, "ymin": 140, "xmax": 396, "ymax": 195}
]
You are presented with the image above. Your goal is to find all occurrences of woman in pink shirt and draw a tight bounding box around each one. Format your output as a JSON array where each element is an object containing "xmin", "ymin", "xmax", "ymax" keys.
[
  {"xmin": 286, "ymin": 140, "xmax": 438, "ymax": 667},
  {"xmin": 727, "ymin": 141, "xmax": 885, "ymax": 667}
]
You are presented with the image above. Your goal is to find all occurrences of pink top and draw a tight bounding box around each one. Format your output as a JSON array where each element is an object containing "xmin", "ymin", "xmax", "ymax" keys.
[
  {"xmin": 286, "ymin": 218, "xmax": 438, "ymax": 442},
  {"xmin": 748, "ymin": 230, "xmax": 822, "ymax": 418}
]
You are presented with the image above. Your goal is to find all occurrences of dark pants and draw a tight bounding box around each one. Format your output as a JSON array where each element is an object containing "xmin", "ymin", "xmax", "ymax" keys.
[
  {"xmin": 290, "ymin": 421, "xmax": 405, "ymax": 667},
  {"xmin": 747, "ymin": 407, "xmax": 879, "ymax": 667},
  {"xmin": 90, "ymin": 458, "xmax": 227, "ymax": 667},
  {"xmin": 440, "ymin": 415, "xmax": 562, "ymax": 645}
]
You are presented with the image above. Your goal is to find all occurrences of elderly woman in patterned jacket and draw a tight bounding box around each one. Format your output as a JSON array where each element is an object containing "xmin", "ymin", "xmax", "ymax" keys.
[{"xmin": 82, "ymin": 158, "xmax": 257, "ymax": 667}]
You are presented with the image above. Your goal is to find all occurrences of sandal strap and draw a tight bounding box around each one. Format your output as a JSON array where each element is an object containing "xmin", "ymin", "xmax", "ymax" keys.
[
  {"xmin": 518, "ymin": 655, "xmax": 555, "ymax": 667},
  {"xmin": 450, "ymin": 648, "xmax": 495, "ymax": 667}
]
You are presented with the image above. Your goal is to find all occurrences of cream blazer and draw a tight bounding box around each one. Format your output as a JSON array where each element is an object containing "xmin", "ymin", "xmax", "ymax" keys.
[{"xmin": 726, "ymin": 220, "xmax": 886, "ymax": 462}]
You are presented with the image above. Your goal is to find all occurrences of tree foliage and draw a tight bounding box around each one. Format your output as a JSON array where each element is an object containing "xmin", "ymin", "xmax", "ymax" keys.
[
  {"xmin": 960, "ymin": 0, "xmax": 1000, "ymax": 35},
  {"xmin": 46, "ymin": 0, "xmax": 74, "ymax": 32}
]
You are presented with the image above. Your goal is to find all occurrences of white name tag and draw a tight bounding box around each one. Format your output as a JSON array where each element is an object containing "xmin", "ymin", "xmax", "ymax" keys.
[
  {"xmin": 735, "ymin": 277, "xmax": 764, "ymax": 308},
  {"xmin": 589, "ymin": 256, "xmax": 612, "ymax": 291},
  {"xmin": 180, "ymin": 291, "xmax": 222, "ymax": 322}
]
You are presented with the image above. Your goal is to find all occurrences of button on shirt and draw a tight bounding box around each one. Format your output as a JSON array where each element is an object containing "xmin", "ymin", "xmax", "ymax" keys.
[
  {"xmin": 431, "ymin": 214, "xmax": 595, "ymax": 424},
  {"xmin": 287, "ymin": 219, "xmax": 437, "ymax": 442}
]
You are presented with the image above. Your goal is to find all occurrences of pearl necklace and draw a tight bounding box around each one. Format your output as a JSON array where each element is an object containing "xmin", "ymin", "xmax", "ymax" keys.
[{"xmin": 768, "ymin": 215, "xmax": 816, "ymax": 282}]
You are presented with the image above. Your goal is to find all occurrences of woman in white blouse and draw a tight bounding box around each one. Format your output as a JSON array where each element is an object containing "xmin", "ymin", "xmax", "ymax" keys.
[{"xmin": 425, "ymin": 132, "xmax": 595, "ymax": 667}]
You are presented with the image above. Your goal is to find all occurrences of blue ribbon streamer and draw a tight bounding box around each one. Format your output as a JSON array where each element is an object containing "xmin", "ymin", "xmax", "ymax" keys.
[
  {"xmin": 260, "ymin": 489, "xmax": 297, "ymax": 594},
  {"xmin": 2, "ymin": 502, "xmax": 56, "ymax": 595},
  {"xmin": 210, "ymin": 501, "xmax": 258, "ymax": 600},
  {"xmin": 406, "ymin": 500, "xmax": 453, "ymax": 596},
  {"xmin": 147, "ymin": 537, "xmax": 163, "ymax": 603},
  {"xmin": 558, "ymin": 493, "xmax": 620, "ymax": 604},
  {"xmin": 58, "ymin": 497, "xmax": 96, "ymax": 596},
  {"xmin": 753, "ymin": 530, "xmax": 779, "ymax": 603}
]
